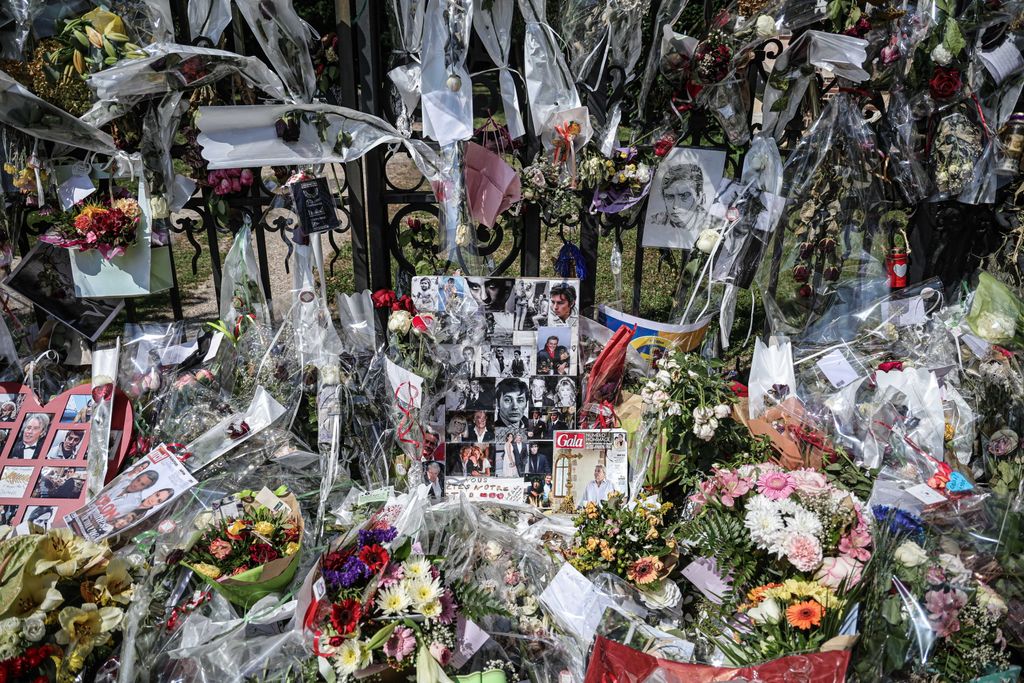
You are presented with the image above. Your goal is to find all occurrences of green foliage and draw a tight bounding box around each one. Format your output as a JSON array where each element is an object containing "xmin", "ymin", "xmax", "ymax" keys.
[
  {"xmin": 682, "ymin": 507, "xmax": 759, "ymax": 601},
  {"xmin": 451, "ymin": 578, "xmax": 511, "ymax": 621}
]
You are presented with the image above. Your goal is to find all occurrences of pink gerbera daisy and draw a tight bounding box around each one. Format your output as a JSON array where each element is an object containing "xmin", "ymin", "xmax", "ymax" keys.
[{"xmin": 757, "ymin": 471, "xmax": 796, "ymax": 500}]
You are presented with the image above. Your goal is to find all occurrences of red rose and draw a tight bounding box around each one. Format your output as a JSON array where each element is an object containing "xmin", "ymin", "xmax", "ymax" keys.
[
  {"xmin": 877, "ymin": 361, "xmax": 904, "ymax": 373},
  {"xmin": 653, "ymin": 135, "xmax": 675, "ymax": 158},
  {"xmin": 729, "ymin": 381, "xmax": 749, "ymax": 397},
  {"xmin": 329, "ymin": 598, "xmax": 362, "ymax": 635},
  {"xmin": 91, "ymin": 383, "xmax": 113, "ymax": 402},
  {"xmin": 249, "ymin": 543, "xmax": 279, "ymax": 565},
  {"xmin": 371, "ymin": 289, "xmax": 398, "ymax": 309},
  {"xmin": 323, "ymin": 550, "xmax": 351, "ymax": 571},
  {"xmin": 357, "ymin": 544, "xmax": 390, "ymax": 572},
  {"xmin": 929, "ymin": 67, "xmax": 961, "ymax": 100},
  {"xmin": 392, "ymin": 295, "xmax": 416, "ymax": 314}
]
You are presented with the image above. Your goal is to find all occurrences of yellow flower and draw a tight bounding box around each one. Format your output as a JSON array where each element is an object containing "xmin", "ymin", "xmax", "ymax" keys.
[
  {"xmin": 67, "ymin": 648, "xmax": 85, "ymax": 672},
  {"xmin": 34, "ymin": 528, "xmax": 108, "ymax": 578},
  {"xmin": 253, "ymin": 521, "xmax": 275, "ymax": 537},
  {"xmin": 10, "ymin": 573, "xmax": 64, "ymax": 617},
  {"xmin": 645, "ymin": 527, "xmax": 659, "ymax": 540},
  {"xmin": 586, "ymin": 537, "xmax": 599, "ymax": 551},
  {"xmin": 600, "ymin": 547, "xmax": 615, "ymax": 561},
  {"xmin": 192, "ymin": 563, "xmax": 222, "ymax": 580},
  {"xmin": 111, "ymin": 198, "xmax": 141, "ymax": 219},
  {"xmin": 55, "ymin": 603, "xmax": 122, "ymax": 654},
  {"xmin": 3, "ymin": 163, "xmax": 15, "ymax": 174},
  {"xmin": 227, "ymin": 520, "xmax": 246, "ymax": 537},
  {"xmin": 91, "ymin": 558, "xmax": 134, "ymax": 605},
  {"xmin": 82, "ymin": 8, "xmax": 126, "ymax": 37},
  {"xmin": 284, "ymin": 542, "xmax": 300, "ymax": 556}
]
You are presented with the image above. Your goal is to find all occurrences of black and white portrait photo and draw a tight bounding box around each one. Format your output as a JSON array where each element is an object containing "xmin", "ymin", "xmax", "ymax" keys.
[{"xmin": 643, "ymin": 147, "xmax": 726, "ymax": 250}]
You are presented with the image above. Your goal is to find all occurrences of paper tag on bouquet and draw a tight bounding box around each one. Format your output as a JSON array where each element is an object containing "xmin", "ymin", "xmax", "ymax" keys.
[
  {"xmin": 255, "ymin": 487, "xmax": 289, "ymax": 515},
  {"xmin": 313, "ymin": 576, "xmax": 327, "ymax": 602},
  {"xmin": 57, "ymin": 174, "xmax": 96, "ymax": 210},
  {"xmin": 906, "ymin": 483, "xmax": 947, "ymax": 506},
  {"xmin": 450, "ymin": 618, "xmax": 490, "ymax": 669},
  {"xmin": 816, "ymin": 349, "xmax": 860, "ymax": 388}
]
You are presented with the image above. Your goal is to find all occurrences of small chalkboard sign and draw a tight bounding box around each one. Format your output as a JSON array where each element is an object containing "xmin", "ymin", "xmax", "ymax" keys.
[{"xmin": 290, "ymin": 177, "xmax": 341, "ymax": 235}]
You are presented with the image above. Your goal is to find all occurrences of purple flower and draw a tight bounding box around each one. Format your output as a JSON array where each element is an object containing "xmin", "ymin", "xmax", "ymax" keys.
[
  {"xmin": 358, "ymin": 526, "xmax": 398, "ymax": 547},
  {"xmin": 324, "ymin": 555, "xmax": 371, "ymax": 590},
  {"xmin": 437, "ymin": 589, "xmax": 457, "ymax": 625}
]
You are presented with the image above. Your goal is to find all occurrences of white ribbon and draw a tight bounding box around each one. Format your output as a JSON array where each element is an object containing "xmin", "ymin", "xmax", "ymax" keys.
[{"xmin": 472, "ymin": 0, "xmax": 525, "ymax": 138}]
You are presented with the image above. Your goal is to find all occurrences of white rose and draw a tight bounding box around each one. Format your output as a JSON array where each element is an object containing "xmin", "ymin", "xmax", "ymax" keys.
[
  {"xmin": 388, "ymin": 310, "xmax": 413, "ymax": 335},
  {"xmin": 652, "ymin": 390, "xmax": 669, "ymax": 407},
  {"xmin": 455, "ymin": 223, "xmax": 472, "ymax": 247},
  {"xmin": 755, "ymin": 15, "xmax": 777, "ymax": 37},
  {"xmin": 150, "ymin": 195, "xmax": 170, "ymax": 219},
  {"xmin": 21, "ymin": 614, "xmax": 45, "ymax": 642},
  {"xmin": 893, "ymin": 541, "xmax": 928, "ymax": 568},
  {"xmin": 319, "ymin": 364, "xmax": 341, "ymax": 386},
  {"xmin": 747, "ymin": 597, "xmax": 782, "ymax": 624},
  {"xmin": 655, "ymin": 369, "xmax": 673, "ymax": 386},
  {"xmin": 666, "ymin": 402, "xmax": 682, "ymax": 417},
  {"xmin": 638, "ymin": 580, "xmax": 682, "ymax": 609},
  {"xmin": 714, "ymin": 404, "xmax": 731, "ymax": 419},
  {"xmin": 483, "ymin": 540, "xmax": 502, "ymax": 562},
  {"xmin": 978, "ymin": 583, "xmax": 1008, "ymax": 618},
  {"xmin": 931, "ymin": 44, "xmax": 953, "ymax": 66},
  {"xmin": 695, "ymin": 228, "xmax": 721, "ymax": 254}
]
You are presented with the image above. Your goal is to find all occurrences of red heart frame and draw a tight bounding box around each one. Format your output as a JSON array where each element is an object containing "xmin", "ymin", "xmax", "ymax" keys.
[{"xmin": 0, "ymin": 381, "xmax": 133, "ymax": 529}]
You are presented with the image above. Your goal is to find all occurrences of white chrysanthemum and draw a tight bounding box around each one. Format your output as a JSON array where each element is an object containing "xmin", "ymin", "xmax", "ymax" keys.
[
  {"xmin": 745, "ymin": 493, "xmax": 776, "ymax": 514},
  {"xmin": 334, "ymin": 638, "xmax": 364, "ymax": 676},
  {"xmin": 377, "ymin": 584, "xmax": 411, "ymax": 615},
  {"xmin": 931, "ymin": 44, "xmax": 952, "ymax": 66},
  {"xmin": 655, "ymin": 369, "xmax": 672, "ymax": 386},
  {"xmin": 407, "ymin": 577, "xmax": 442, "ymax": 607},
  {"xmin": 403, "ymin": 558, "xmax": 431, "ymax": 580},
  {"xmin": 787, "ymin": 507, "xmax": 823, "ymax": 539},
  {"xmin": 744, "ymin": 506, "xmax": 784, "ymax": 549},
  {"xmin": 420, "ymin": 600, "xmax": 442, "ymax": 619}
]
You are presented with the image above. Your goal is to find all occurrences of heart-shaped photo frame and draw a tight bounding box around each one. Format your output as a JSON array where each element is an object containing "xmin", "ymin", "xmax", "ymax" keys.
[{"xmin": 0, "ymin": 381, "xmax": 133, "ymax": 529}]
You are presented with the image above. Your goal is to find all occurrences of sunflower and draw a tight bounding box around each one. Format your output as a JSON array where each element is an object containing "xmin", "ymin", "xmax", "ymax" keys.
[{"xmin": 785, "ymin": 600, "xmax": 824, "ymax": 630}]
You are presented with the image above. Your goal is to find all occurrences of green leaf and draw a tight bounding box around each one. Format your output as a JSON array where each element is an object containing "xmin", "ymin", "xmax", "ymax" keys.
[
  {"xmin": 0, "ymin": 535, "xmax": 44, "ymax": 617},
  {"xmin": 943, "ymin": 19, "xmax": 966, "ymax": 56}
]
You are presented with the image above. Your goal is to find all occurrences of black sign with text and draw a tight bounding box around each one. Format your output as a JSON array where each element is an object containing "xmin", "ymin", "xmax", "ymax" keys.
[{"xmin": 290, "ymin": 177, "xmax": 340, "ymax": 235}]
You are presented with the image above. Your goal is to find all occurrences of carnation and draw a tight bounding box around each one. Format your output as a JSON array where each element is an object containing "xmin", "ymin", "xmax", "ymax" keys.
[{"xmin": 784, "ymin": 534, "xmax": 823, "ymax": 572}]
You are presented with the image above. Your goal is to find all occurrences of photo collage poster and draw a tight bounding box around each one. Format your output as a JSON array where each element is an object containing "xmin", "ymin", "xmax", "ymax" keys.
[
  {"xmin": 410, "ymin": 276, "xmax": 580, "ymax": 505},
  {"xmin": 0, "ymin": 382, "xmax": 132, "ymax": 530}
]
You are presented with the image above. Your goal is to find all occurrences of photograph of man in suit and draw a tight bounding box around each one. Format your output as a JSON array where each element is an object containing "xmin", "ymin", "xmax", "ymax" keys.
[{"xmin": 9, "ymin": 414, "xmax": 51, "ymax": 459}]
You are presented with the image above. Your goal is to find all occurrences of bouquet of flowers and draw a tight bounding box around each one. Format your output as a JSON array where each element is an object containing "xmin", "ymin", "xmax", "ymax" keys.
[
  {"xmin": 683, "ymin": 463, "xmax": 870, "ymax": 662},
  {"xmin": 180, "ymin": 486, "xmax": 303, "ymax": 608},
  {"xmin": 307, "ymin": 525, "xmax": 471, "ymax": 681},
  {"xmin": 578, "ymin": 146, "xmax": 653, "ymax": 214},
  {"xmin": 687, "ymin": 464, "xmax": 871, "ymax": 588},
  {"xmin": 45, "ymin": 8, "xmax": 143, "ymax": 79},
  {"xmin": 567, "ymin": 493, "xmax": 681, "ymax": 607},
  {"xmin": 639, "ymin": 352, "xmax": 770, "ymax": 491},
  {"xmin": 0, "ymin": 528, "xmax": 139, "ymax": 683},
  {"xmin": 38, "ymin": 196, "xmax": 141, "ymax": 260}
]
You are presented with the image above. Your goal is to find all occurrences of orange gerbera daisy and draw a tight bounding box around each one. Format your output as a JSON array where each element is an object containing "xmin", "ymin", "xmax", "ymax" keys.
[
  {"xmin": 747, "ymin": 583, "xmax": 783, "ymax": 604},
  {"xmin": 786, "ymin": 600, "xmax": 824, "ymax": 630},
  {"xmin": 627, "ymin": 556, "xmax": 664, "ymax": 585}
]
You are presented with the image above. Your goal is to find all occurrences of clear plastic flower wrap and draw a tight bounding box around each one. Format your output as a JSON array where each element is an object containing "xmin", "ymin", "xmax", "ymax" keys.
[
  {"xmin": 115, "ymin": 437, "xmax": 346, "ymax": 683},
  {"xmin": 231, "ymin": 0, "xmax": 315, "ymax": 103},
  {"xmin": 759, "ymin": 93, "xmax": 890, "ymax": 337}
]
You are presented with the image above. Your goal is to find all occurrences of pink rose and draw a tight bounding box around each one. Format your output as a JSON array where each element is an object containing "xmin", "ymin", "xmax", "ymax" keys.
[
  {"xmin": 209, "ymin": 538, "xmax": 232, "ymax": 560},
  {"xmin": 789, "ymin": 469, "xmax": 829, "ymax": 495},
  {"xmin": 429, "ymin": 641, "xmax": 452, "ymax": 667},
  {"xmin": 230, "ymin": 178, "xmax": 241, "ymax": 193},
  {"xmin": 815, "ymin": 556, "xmax": 863, "ymax": 589},
  {"xmin": 239, "ymin": 168, "xmax": 255, "ymax": 186}
]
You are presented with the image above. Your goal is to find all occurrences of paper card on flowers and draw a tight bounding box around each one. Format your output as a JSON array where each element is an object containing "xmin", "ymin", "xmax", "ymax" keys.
[
  {"xmin": 445, "ymin": 476, "xmax": 525, "ymax": 504},
  {"xmin": 538, "ymin": 563, "xmax": 615, "ymax": 644},
  {"xmin": 386, "ymin": 358, "xmax": 424, "ymax": 410},
  {"xmin": 681, "ymin": 558, "xmax": 730, "ymax": 604},
  {"xmin": 464, "ymin": 142, "xmax": 521, "ymax": 228}
]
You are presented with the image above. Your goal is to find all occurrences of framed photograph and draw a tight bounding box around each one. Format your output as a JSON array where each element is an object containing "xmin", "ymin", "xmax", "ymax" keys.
[
  {"xmin": 62, "ymin": 394, "xmax": 94, "ymax": 423},
  {"xmin": 536, "ymin": 327, "xmax": 576, "ymax": 376},
  {"xmin": 31, "ymin": 466, "xmax": 87, "ymax": 499},
  {"xmin": 642, "ymin": 147, "xmax": 727, "ymax": 250},
  {"xmin": 0, "ymin": 504, "xmax": 16, "ymax": 525},
  {"xmin": 0, "ymin": 394, "xmax": 22, "ymax": 422},
  {"xmin": 23, "ymin": 505, "xmax": 58, "ymax": 530},
  {"xmin": 3, "ymin": 242, "xmax": 123, "ymax": 342},
  {"xmin": 46, "ymin": 429, "xmax": 87, "ymax": 460},
  {"xmin": 0, "ymin": 465, "xmax": 33, "ymax": 497},
  {"xmin": 546, "ymin": 281, "xmax": 579, "ymax": 327},
  {"xmin": 7, "ymin": 413, "xmax": 54, "ymax": 460}
]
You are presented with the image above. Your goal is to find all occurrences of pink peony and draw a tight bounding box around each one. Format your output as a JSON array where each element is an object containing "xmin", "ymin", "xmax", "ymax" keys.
[
  {"xmin": 383, "ymin": 626, "xmax": 416, "ymax": 661},
  {"xmin": 784, "ymin": 534, "xmax": 823, "ymax": 572},
  {"xmin": 814, "ymin": 556, "xmax": 863, "ymax": 589},
  {"xmin": 757, "ymin": 471, "xmax": 796, "ymax": 500},
  {"xmin": 209, "ymin": 538, "xmax": 232, "ymax": 560},
  {"xmin": 429, "ymin": 641, "xmax": 452, "ymax": 667}
]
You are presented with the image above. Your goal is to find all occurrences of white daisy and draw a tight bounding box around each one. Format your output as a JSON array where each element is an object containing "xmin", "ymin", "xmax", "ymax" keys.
[
  {"xmin": 420, "ymin": 600, "xmax": 442, "ymax": 619},
  {"xmin": 407, "ymin": 577, "xmax": 442, "ymax": 607},
  {"xmin": 377, "ymin": 584, "xmax": 411, "ymax": 615},
  {"xmin": 334, "ymin": 639, "xmax": 364, "ymax": 676},
  {"xmin": 402, "ymin": 557, "xmax": 431, "ymax": 580}
]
